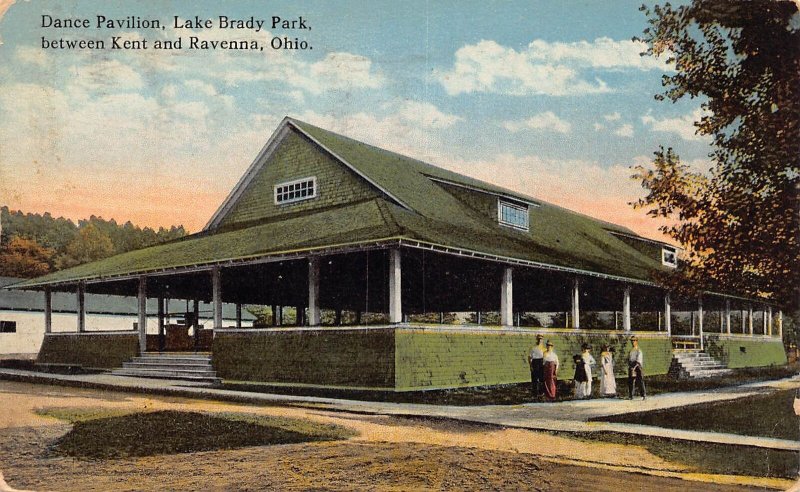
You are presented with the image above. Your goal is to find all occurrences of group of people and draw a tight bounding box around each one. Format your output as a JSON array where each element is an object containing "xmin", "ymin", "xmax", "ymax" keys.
[{"xmin": 527, "ymin": 334, "xmax": 646, "ymax": 401}]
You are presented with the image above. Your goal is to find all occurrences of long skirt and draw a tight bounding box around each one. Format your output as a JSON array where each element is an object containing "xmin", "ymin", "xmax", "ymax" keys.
[
  {"xmin": 543, "ymin": 361, "xmax": 557, "ymax": 401},
  {"xmin": 600, "ymin": 362, "xmax": 617, "ymax": 396}
]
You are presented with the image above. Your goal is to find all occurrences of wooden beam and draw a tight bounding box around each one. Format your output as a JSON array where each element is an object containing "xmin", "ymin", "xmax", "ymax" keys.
[
  {"xmin": 571, "ymin": 278, "xmax": 580, "ymax": 329},
  {"xmin": 44, "ymin": 287, "xmax": 52, "ymax": 334},
  {"xmin": 308, "ymin": 256, "xmax": 321, "ymax": 326},
  {"xmin": 500, "ymin": 267, "xmax": 513, "ymax": 327},
  {"xmin": 77, "ymin": 282, "xmax": 86, "ymax": 333},
  {"xmin": 389, "ymin": 248, "xmax": 402, "ymax": 323},
  {"xmin": 212, "ymin": 267, "xmax": 222, "ymax": 329},
  {"xmin": 137, "ymin": 276, "xmax": 147, "ymax": 353},
  {"xmin": 622, "ymin": 286, "xmax": 631, "ymax": 332}
]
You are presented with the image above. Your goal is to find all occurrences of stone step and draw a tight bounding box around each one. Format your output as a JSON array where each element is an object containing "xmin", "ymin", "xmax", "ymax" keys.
[
  {"xmin": 123, "ymin": 361, "xmax": 214, "ymax": 371},
  {"xmin": 112, "ymin": 367, "xmax": 219, "ymax": 379},
  {"xmin": 684, "ymin": 368, "xmax": 734, "ymax": 378},
  {"xmin": 111, "ymin": 369, "xmax": 220, "ymax": 383},
  {"xmin": 127, "ymin": 359, "xmax": 211, "ymax": 367}
]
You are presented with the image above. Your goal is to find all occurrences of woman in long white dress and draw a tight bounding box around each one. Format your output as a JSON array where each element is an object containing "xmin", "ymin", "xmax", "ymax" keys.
[
  {"xmin": 580, "ymin": 344, "xmax": 596, "ymax": 398},
  {"xmin": 599, "ymin": 345, "xmax": 617, "ymax": 397}
]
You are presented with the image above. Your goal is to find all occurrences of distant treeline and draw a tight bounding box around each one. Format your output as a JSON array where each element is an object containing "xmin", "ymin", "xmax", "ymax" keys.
[{"xmin": 0, "ymin": 206, "xmax": 187, "ymax": 278}]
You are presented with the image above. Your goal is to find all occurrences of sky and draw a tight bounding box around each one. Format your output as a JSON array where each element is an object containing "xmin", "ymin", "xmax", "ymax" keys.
[{"xmin": 0, "ymin": 0, "xmax": 711, "ymax": 239}]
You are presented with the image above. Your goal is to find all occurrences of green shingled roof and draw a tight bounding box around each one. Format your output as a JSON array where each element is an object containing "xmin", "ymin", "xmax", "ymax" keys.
[{"xmin": 9, "ymin": 117, "xmax": 668, "ymax": 290}]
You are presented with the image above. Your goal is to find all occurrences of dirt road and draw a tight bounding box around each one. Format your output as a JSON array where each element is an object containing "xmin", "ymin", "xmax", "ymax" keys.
[{"xmin": 0, "ymin": 381, "xmax": 787, "ymax": 491}]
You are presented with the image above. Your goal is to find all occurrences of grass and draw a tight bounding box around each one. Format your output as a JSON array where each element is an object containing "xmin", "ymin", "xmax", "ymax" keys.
[
  {"xmin": 37, "ymin": 408, "xmax": 357, "ymax": 458},
  {"xmin": 564, "ymin": 430, "xmax": 799, "ymax": 479},
  {"xmin": 592, "ymin": 388, "xmax": 799, "ymax": 441},
  {"xmin": 223, "ymin": 363, "xmax": 798, "ymax": 406}
]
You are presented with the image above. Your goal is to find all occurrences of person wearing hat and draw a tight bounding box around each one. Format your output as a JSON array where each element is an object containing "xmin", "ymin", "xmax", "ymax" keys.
[
  {"xmin": 542, "ymin": 340, "xmax": 560, "ymax": 401},
  {"xmin": 599, "ymin": 344, "xmax": 617, "ymax": 397},
  {"xmin": 527, "ymin": 334, "xmax": 546, "ymax": 397},
  {"xmin": 627, "ymin": 336, "xmax": 646, "ymax": 400}
]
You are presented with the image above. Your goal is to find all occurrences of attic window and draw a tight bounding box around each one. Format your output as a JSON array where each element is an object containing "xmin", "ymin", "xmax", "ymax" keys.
[
  {"xmin": 662, "ymin": 247, "xmax": 678, "ymax": 268},
  {"xmin": 498, "ymin": 200, "xmax": 529, "ymax": 231},
  {"xmin": 275, "ymin": 177, "xmax": 317, "ymax": 205}
]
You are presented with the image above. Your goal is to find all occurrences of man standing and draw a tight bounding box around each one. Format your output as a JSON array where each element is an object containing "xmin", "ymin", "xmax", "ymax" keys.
[
  {"xmin": 628, "ymin": 336, "xmax": 646, "ymax": 400},
  {"xmin": 528, "ymin": 334, "xmax": 545, "ymax": 396}
]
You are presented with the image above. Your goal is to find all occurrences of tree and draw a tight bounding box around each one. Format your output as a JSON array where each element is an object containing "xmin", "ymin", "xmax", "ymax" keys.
[
  {"xmin": 0, "ymin": 236, "xmax": 54, "ymax": 278},
  {"xmin": 57, "ymin": 223, "xmax": 115, "ymax": 269},
  {"xmin": 633, "ymin": 1, "xmax": 800, "ymax": 309}
]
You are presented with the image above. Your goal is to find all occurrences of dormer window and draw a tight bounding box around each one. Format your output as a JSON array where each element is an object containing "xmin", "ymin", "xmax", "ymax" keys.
[
  {"xmin": 275, "ymin": 177, "xmax": 317, "ymax": 205},
  {"xmin": 662, "ymin": 247, "xmax": 678, "ymax": 268},
  {"xmin": 498, "ymin": 200, "xmax": 529, "ymax": 231}
]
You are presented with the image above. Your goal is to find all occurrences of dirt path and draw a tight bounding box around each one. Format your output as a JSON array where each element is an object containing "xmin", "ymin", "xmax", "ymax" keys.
[{"xmin": 0, "ymin": 381, "xmax": 789, "ymax": 491}]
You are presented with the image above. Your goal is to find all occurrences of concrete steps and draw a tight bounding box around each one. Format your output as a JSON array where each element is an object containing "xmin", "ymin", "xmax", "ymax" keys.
[
  {"xmin": 111, "ymin": 353, "xmax": 220, "ymax": 383},
  {"xmin": 669, "ymin": 349, "xmax": 733, "ymax": 379}
]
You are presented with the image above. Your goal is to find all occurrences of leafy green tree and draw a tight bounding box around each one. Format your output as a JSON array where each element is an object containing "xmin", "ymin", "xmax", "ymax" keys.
[
  {"xmin": 633, "ymin": 1, "xmax": 800, "ymax": 309},
  {"xmin": 0, "ymin": 236, "xmax": 54, "ymax": 278},
  {"xmin": 57, "ymin": 223, "xmax": 115, "ymax": 269}
]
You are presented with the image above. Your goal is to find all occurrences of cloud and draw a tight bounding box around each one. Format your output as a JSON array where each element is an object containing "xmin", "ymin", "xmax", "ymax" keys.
[
  {"xmin": 604, "ymin": 112, "xmax": 621, "ymax": 121},
  {"xmin": 593, "ymin": 122, "xmax": 604, "ymax": 131},
  {"xmin": 15, "ymin": 45, "xmax": 47, "ymax": 67},
  {"xmin": 69, "ymin": 59, "xmax": 145, "ymax": 93},
  {"xmin": 614, "ymin": 123, "xmax": 634, "ymax": 138},
  {"xmin": 437, "ymin": 37, "xmax": 672, "ymax": 96},
  {"xmin": 502, "ymin": 112, "xmax": 571, "ymax": 134},
  {"xmin": 184, "ymin": 79, "xmax": 218, "ymax": 96},
  {"xmin": 395, "ymin": 101, "xmax": 462, "ymax": 129},
  {"xmin": 641, "ymin": 108, "xmax": 709, "ymax": 141}
]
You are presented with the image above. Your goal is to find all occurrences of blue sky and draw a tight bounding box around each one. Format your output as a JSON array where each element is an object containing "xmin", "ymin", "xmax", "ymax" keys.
[{"xmin": 0, "ymin": 0, "xmax": 708, "ymax": 237}]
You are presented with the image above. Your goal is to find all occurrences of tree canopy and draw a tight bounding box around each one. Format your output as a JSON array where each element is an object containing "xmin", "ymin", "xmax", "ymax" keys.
[
  {"xmin": 633, "ymin": 0, "xmax": 800, "ymax": 309},
  {"xmin": 0, "ymin": 206, "xmax": 187, "ymax": 278}
]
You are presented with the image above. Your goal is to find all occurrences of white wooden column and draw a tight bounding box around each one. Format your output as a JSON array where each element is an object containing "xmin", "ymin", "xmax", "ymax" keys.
[
  {"xmin": 137, "ymin": 276, "xmax": 147, "ymax": 353},
  {"xmin": 44, "ymin": 287, "xmax": 52, "ymax": 334},
  {"xmin": 748, "ymin": 306, "xmax": 754, "ymax": 335},
  {"xmin": 767, "ymin": 307, "xmax": 773, "ymax": 336},
  {"xmin": 308, "ymin": 256, "xmax": 321, "ymax": 326},
  {"xmin": 762, "ymin": 307, "xmax": 768, "ymax": 335},
  {"xmin": 157, "ymin": 296, "xmax": 165, "ymax": 337},
  {"xmin": 77, "ymin": 282, "xmax": 86, "ymax": 333},
  {"xmin": 500, "ymin": 267, "xmax": 513, "ymax": 327},
  {"xmin": 388, "ymin": 248, "xmax": 402, "ymax": 323},
  {"xmin": 741, "ymin": 309, "xmax": 746, "ymax": 333},
  {"xmin": 235, "ymin": 303, "xmax": 242, "ymax": 329},
  {"xmin": 622, "ymin": 286, "xmax": 631, "ymax": 332},
  {"xmin": 778, "ymin": 310, "xmax": 783, "ymax": 339},
  {"xmin": 698, "ymin": 296, "xmax": 704, "ymax": 350},
  {"xmin": 571, "ymin": 278, "xmax": 580, "ymax": 329},
  {"xmin": 212, "ymin": 267, "xmax": 222, "ymax": 329},
  {"xmin": 725, "ymin": 299, "xmax": 731, "ymax": 335},
  {"xmin": 664, "ymin": 292, "xmax": 671, "ymax": 336}
]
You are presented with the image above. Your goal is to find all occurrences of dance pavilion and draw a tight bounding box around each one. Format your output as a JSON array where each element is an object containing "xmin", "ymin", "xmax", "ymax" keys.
[{"xmin": 7, "ymin": 117, "xmax": 786, "ymax": 390}]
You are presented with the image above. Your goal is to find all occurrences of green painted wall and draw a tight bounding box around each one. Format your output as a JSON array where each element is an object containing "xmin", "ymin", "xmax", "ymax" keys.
[
  {"xmin": 704, "ymin": 335, "xmax": 787, "ymax": 368},
  {"xmin": 36, "ymin": 333, "xmax": 139, "ymax": 369},
  {"xmin": 394, "ymin": 329, "xmax": 673, "ymax": 390},
  {"xmin": 212, "ymin": 328, "xmax": 395, "ymax": 387},
  {"xmin": 221, "ymin": 129, "xmax": 380, "ymax": 228}
]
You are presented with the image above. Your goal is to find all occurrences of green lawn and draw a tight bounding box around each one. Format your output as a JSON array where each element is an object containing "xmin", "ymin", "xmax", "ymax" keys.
[
  {"xmin": 592, "ymin": 389, "xmax": 799, "ymax": 441},
  {"xmin": 38, "ymin": 409, "xmax": 357, "ymax": 458}
]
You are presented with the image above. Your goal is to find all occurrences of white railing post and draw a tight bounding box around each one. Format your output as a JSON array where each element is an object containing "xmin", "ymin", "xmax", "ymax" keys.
[
  {"xmin": 664, "ymin": 292, "xmax": 671, "ymax": 336},
  {"xmin": 623, "ymin": 286, "xmax": 631, "ymax": 332}
]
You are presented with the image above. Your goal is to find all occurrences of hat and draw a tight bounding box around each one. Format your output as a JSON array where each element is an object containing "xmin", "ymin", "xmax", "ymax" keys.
[
  {"xmin": 546, "ymin": 340, "xmax": 554, "ymax": 347},
  {"xmin": 536, "ymin": 334, "xmax": 544, "ymax": 340},
  {"xmin": 630, "ymin": 336, "xmax": 639, "ymax": 342},
  {"xmin": 581, "ymin": 343, "xmax": 590, "ymax": 350}
]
